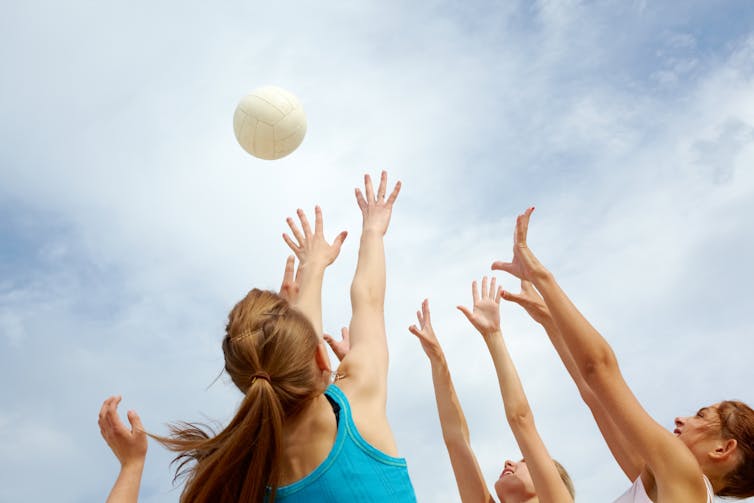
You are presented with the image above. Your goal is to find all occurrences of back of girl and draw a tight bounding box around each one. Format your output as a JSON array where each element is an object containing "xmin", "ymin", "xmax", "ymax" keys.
[{"xmin": 98, "ymin": 172, "xmax": 417, "ymax": 503}]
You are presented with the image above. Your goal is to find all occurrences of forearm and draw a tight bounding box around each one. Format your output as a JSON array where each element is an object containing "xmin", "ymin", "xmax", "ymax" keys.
[
  {"xmin": 293, "ymin": 264, "xmax": 326, "ymax": 336},
  {"xmin": 428, "ymin": 355, "xmax": 492, "ymax": 503},
  {"xmin": 429, "ymin": 355, "xmax": 471, "ymax": 445},
  {"xmin": 484, "ymin": 332, "xmax": 533, "ymax": 424},
  {"xmin": 540, "ymin": 319, "xmax": 643, "ymax": 480},
  {"xmin": 106, "ymin": 462, "xmax": 144, "ymax": 503},
  {"xmin": 350, "ymin": 230, "xmax": 386, "ymax": 308},
  {"xmin": 531, "ymin": 272, "xmax": 617, "ymax": 383}
]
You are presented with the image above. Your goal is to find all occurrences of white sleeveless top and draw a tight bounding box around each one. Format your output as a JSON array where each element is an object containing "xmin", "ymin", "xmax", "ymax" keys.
[{"xmin": 612, "ymin": 475, "xmax": 714, "ymax": 503}]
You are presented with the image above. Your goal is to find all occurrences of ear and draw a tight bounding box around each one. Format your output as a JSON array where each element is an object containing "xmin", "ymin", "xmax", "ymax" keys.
[
  {"xmin": 315, "ymin": 341, "xmax": 332, "ymax": 373},
  {"xmin": 710, "ymin": 438, "xmax": 738, "ymax": 461}
]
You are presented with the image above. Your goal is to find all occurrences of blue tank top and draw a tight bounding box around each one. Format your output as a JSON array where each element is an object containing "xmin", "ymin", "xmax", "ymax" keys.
[{"xmin": 270, "ymin": 384, "xmax": 417, "ymax": 502}]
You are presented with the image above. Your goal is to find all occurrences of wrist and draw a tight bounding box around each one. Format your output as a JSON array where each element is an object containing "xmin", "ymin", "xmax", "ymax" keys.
[
  {"xmin": 120, "ymin": 459, "xmax": 146, "ymax": 472},
  {"xmin": 482, "ymin": 330, "xmax": 503, "ymax": 346},
  {"xmin": 529, "ymin": 266, "xmax": 552, "ymax": 287},
  {"xmin": 481, "ymin": 328, "xmax": 502, "ymax": 340},
  {"xmin": 361, "ymin": 226, "xmax": 385, "ymax": 238},
  {"xmin": 297, "ymin": 262, "xmax": 327, "ymax": 275},
  {"xmin": 540, "ymin": 317, "xmax": 557, "ymax": 332}
]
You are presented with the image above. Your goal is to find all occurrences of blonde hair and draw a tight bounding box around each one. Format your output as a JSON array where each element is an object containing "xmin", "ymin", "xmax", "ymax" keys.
[{"xmin": 553, "ymin": 459, "xmax": 575, "ymax": 500}]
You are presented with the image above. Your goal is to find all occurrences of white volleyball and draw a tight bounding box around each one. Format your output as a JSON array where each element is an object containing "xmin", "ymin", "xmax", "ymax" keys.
[{"xmin": 233, "ymin": 86, "xmax": 307, "ymax": 160}]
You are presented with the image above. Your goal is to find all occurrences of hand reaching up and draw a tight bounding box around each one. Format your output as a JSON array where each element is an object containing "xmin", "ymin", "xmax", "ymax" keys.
[
  {"xmin": 355, "ymin": 171, "xmax": 401, "ymax": 235},
  {"xmin": 324, "ymin": 327, "xmax": 350, "ymax": 362},
  {"xmin": 283, "ymin": 206, "xmax": 347, "ymax": 270},
  {"xmin": 279, "ymin": 255, "xmax": 300, "ymax": 303},
  {"xmin": 491, "ymin": 207, "xmax": 546, "ymax": 282},
  {"xmin": 408, "ymin": 299, "xmax": 444, "ymax": 361},
  {"xmin": 501, "ymin": 279, "xmax": 553, "ymax": 327},
  {"xmin": 98, "ymin": 396, "xmax": 147, "ymax": 469},
  {"xmin": 457, "ymin": 276, "xmax": 502, "ymax": 338}
]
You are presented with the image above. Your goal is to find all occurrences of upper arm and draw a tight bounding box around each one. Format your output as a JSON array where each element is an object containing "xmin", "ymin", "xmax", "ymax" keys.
[
  {"xmin": 335, "ymin": 308, "xmax": 395, "ymax": 455},
  {"xmin": 509, "ymin": 419, "xmax": 574, "ymax": 503}
]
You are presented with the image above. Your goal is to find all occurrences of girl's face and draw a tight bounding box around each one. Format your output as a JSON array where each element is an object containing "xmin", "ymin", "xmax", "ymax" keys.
[
  {"xmin": 494, "ymin": 459, "xmax": 536, "ymax": 502},
  {"xmin": 674, "ymin": 403, "xmax": 726, "ymax": 460}
]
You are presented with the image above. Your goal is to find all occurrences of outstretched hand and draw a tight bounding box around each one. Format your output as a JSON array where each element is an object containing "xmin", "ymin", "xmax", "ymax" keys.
[
  {"xmin": 98, "ymin": 396, "xmax": 147, "ymax": 469},
  {"xmin": 283, "ymin": 206, "xmax": 347, "ymax": 270},
  {"xmin": 355, "ymin": 171, "xmax": 401, "ymax": 235},
  {"xmin": 491, "ymin": 207, "xmax": 544, "ymax": 281},
  {"xmin": 324, "ymin": 327, "xmax": 350, "ymax": 362},
  {"xmin": 501, "ymin": 279, "xmax": 553, "ymax": 327},
  {"xmin": 408, "ymin": 299, "xmax": 444, "ymax": 360},
  {"xmin": 279, "ymin": 255, "xmax": 300, "ymax": 303},
  {"xmin": 457, "ymin": 276, "xmax": 502, "ymax": 338}
]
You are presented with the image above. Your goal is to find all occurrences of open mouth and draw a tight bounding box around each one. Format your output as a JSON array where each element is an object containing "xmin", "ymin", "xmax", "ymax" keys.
[
  {"xmin": 501, "ymin": 469, "xmax": 514, "ymax": 477},
  {"xmin": 673, "ymin": 428, "xmax": 681, "ymax": 436}
]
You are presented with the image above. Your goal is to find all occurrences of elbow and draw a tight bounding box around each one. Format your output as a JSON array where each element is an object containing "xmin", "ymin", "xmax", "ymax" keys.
[
  {"xmin": 350, "ymin": 283, "xmax": 382, "ymax": 308},
  {"xmin": 579, "ymin": 349, "xmax": 619, "ymax": 388},
  {"xmin": 505, "ymin": 407, "xmax": 534, "ymax": 429}
]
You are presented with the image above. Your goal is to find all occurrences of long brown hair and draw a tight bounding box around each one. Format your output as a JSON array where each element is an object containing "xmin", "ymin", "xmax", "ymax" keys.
[
  {"xmin": 153, "ymin": 289, "xmax": 324, "ymax": 502},
  {"xmin": 716, "ymin": 400, "xmax": 754, "ymax": 498}
]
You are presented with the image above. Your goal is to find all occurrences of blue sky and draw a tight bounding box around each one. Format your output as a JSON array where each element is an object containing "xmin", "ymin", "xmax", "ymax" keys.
[{"xmin": 2, "ymin": 1, "xmax": 754, "ymax": 501}]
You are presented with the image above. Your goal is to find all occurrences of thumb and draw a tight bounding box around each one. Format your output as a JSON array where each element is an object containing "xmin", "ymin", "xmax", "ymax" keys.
[
  {"xmin": 456, "ymin": 305, "xmax": 474, "ymax": 323},
  {"xmin": 127, "ymin": 410, "xmax": 144, "ymax": 434},
  {"xmin": 491, "ymin": 261, "xmax": 515, "ymax": 273},
  {"xmin": 500, "ymin": 289, "xmax": 527, "ymax": 307},
  {"xmin": 334, "ymin": 230, "xmax": 348, "ymax": 247}
]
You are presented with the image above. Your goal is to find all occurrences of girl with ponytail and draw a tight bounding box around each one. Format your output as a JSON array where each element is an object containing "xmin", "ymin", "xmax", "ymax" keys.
[{"xmin": 99, "ymin": 171, "xmax": 417, "ymax": 502}]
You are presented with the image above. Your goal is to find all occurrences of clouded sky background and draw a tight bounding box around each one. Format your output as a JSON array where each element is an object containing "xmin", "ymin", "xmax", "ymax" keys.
[{"xmin": 1, "ymin": 1, "xmax": 753, "ymax": 501}]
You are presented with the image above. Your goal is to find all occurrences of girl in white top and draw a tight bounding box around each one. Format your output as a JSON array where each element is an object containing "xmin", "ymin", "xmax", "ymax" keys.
[{"xmin": 492, "ymin": 207, "xmax": 754, "ymax": 503}]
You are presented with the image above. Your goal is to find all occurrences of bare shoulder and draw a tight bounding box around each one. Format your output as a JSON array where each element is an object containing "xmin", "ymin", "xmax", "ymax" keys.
[{"xmin": 335, "ymin": 375, "xmax": 400, "ymax": 458}]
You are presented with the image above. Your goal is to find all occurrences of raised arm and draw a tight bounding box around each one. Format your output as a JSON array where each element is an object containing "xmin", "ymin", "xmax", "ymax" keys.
[
  {"xmin": 336, "ymin": 171, "xmax": 401, "ymax": 454},
  {"xmin": 338, "ymin": 172, "xmax": 400, "ymax": 392},
  {"xmin": 458, "ymin": 276, "xmax": 573, "ymax": 503},
  {"xmin": 282, "ymin": 206, "xmax": 347, "ymax": 337},
  {"xmin": 492, "ymin": 208, "xmax": 706, "ymax": 502},
  {"xmin": 98, "ymin": 396, "xmax": 147, "ymax": 503},
  {"xmin": 409, "ymin": 299, "xmax": 494, "ymax": 503},
  {"xmin": 501, "ymin": 279, "xmax": 644, "ymax": 481}
]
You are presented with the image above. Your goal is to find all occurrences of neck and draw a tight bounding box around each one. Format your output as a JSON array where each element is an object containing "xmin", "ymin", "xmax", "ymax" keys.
[
  {"xmin": 500, "ymin": 491, "xmax": 538, "ymax": 503},
  {"xmin": 701, "ymin": 466, "xmax": 727, "ymax": 495}
]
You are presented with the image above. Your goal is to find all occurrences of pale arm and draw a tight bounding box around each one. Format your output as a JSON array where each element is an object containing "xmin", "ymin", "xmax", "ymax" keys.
[
  {"xmin": 410, "ymin": 299, "xmax": 494, "ymax": 503},
  {"xmin": 492, "ymin": 208, "xmax": 705, "ymax": 502},
  {"xmin": 282, "ymin": 206, "xmax": 347, "ymax": 336},
  {"xmin": 501, "ymin": 280, "xmax": 644, "ymax": 481},
  {"xmin": 459, "ymin": 277, "xmax": 572, "ymax": 503},
  {"xmin": 339, "ymin": 172, "xmax": 401, "ymax": 398},
  {"xmin": 98, "ymin": 396, "xmax": 147, "ymax": 503}
]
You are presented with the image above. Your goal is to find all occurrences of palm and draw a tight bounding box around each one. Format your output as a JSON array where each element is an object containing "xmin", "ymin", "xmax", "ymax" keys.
[
  {"xmin": 283, "ymin": 206, "xmax": 347, "ymax": 268},
  {"xmin": 458, "ymin": 276, "xmax": 502, "ymax": 338},
  {"xmin": 469, "ymin": 299, "xmax": 500, "ymax": 334},
  {"xmin": 355, "ymin": 171, "xmax": 401, "ymax": 235}
]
